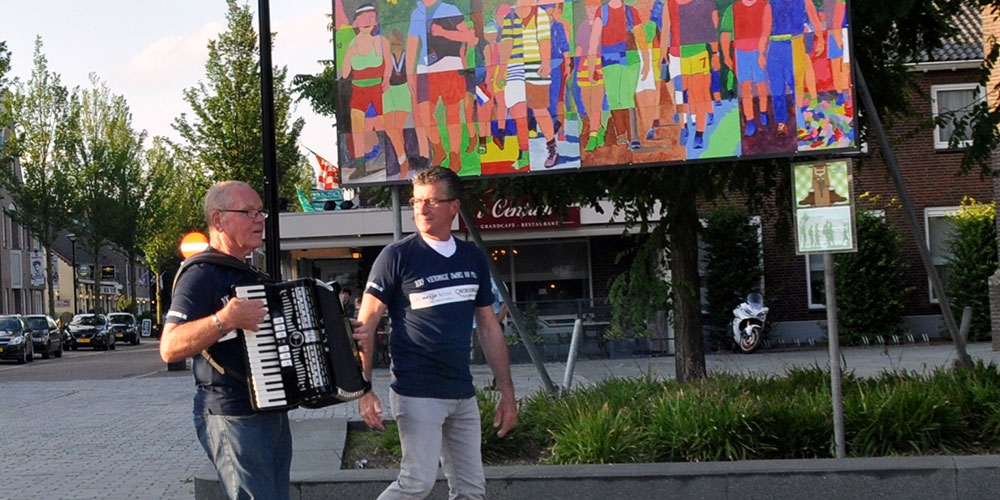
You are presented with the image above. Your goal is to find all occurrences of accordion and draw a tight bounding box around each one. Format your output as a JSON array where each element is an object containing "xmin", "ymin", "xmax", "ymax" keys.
[{"xmin": 231, "ymin": 278, "xmax": 371, "ymax": 411}]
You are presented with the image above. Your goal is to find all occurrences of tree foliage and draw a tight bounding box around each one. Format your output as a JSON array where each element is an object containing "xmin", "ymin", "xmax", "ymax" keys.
[
  {"xmin": 0, "ymin": 37, "xmax": 78, "ymax": 315},
  {"xmin": 946, "ymin": 197, "xmax": 997, "ymax": 341},
  {"xmin": 61, "ymin": 73, "xmax": 146, "ymax": 312},
  {"xmin": 174, "ymin": 0, "xmax": 310, "ymax": 202},
  {"xmin": 834, "ymin": 202, "xmax": 912, "ymax": 345},
  {"xmin": 702, "ymin": 205, "xmax": 764, "ymax": 349}
]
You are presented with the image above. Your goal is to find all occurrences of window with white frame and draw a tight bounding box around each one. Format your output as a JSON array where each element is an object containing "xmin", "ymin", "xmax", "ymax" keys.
[
  {"xmin": 926, "ymin": 207, "xmax": 958, "ymax": 303},
  {"xmin": 931, "ymin": 83, "xmax": 983, "ymax": 149},
  {"xmin": 805, "ymin": 210, "xmax": 883, "ymax": 308},
  {"xmin": 806, "ymin": 254, "xmax": 826, "ymax": 308}
]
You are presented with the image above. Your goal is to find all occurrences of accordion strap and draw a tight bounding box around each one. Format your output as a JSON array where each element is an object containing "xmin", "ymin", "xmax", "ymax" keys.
[{"xmin": 171, "ymin": 248, "xmax": 270, "ymax": 382}]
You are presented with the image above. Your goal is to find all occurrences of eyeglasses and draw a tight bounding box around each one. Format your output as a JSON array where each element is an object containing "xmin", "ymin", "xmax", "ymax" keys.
[
  {"xmin": 220, "ymin": 209, "xmax": 269, "ymax": 219},
  {"xmin": 409, "ymin": 197, "xmax": 456, "ymax": 208}
]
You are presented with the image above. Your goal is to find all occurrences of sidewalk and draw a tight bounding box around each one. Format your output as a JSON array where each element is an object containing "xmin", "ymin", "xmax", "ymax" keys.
[{"xmin": 3, "ymin": 342, "xmax": 997, "ymax": 500}]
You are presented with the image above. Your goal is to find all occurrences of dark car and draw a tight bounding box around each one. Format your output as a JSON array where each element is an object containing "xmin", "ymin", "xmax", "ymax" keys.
[
  {"xmin": 24, "ymin": 314, "xmax": 63, "ymax": 359},
  {"xmin": 0, "ymin": 315, "xmax": 34, "ymax": 363},
  {"xmin": 108, "ymin": 312, "xmax": 140, "ymax": 346},
  {"xmin": 68, "ymin": 314, "xmax": 115, "ymax": 351}
]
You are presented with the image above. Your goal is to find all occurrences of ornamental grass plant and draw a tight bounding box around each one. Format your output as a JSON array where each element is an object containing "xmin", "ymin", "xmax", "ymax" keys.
[{"xmin": 344, "ymin": 362, "xmax": 1000, "ymax": 468}]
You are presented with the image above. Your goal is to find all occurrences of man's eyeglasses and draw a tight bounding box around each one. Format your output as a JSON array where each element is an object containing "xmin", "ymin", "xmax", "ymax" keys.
[
  {"xmin": 220, "ymin": 209, "xmax": 269, "ymax": 219},
  {"xmin": 409, "ymin": 197, "xmax": 456, "ymax": 208}
]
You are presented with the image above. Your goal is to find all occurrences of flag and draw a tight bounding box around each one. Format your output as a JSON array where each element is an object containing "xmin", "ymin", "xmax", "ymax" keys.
[{"xmin": 316, "ymin": 153, "xmax": 339, "ymax": 190}]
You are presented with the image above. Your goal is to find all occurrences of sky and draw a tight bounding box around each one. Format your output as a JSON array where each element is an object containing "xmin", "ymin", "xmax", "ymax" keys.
[{"xmin": 1, "ymin": 0, "xmax": 338, "ymax": 181}]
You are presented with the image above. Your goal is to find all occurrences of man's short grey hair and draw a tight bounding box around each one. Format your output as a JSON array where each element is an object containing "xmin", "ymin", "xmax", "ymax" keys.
[
  {"xmin": 204, "ymin": 181, "xmax": 255, "ymax": 227},
  {"xmin": 413, "ymin": 167, "xmax": 462, "ymax": 200}
]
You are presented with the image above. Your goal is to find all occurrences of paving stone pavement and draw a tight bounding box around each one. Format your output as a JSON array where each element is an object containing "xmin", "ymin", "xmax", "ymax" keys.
[{"xmin": 2, "ymin": 341, "xmax": 998, "ymax": 500}]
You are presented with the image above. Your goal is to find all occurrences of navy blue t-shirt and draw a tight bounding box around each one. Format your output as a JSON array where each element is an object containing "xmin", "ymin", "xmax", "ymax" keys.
[
  {"xmin": 166, "ymin": 251, "xmax": 264, "ymax": 416},
  {"xmin": 365, "ymin": 234, "xmax": 493, "ymax": 399}
]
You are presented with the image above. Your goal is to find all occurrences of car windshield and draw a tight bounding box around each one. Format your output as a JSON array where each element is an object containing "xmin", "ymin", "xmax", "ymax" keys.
[
  {"xmin": 72, "ymin": 316, "xmax": 104, "ymax": 326},
  {"xmin": 0, "ymin": 317, "xmax": 21, "ymax": 332},
  {"xmin": 25, "ymin": 317, "xmax": 48, "ymax": 329},
  {"xmin": 109, "ymin": 315, "xmax": 133, "ymax": 325}
]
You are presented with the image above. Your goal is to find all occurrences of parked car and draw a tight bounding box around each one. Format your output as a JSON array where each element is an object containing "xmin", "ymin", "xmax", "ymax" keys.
[
  {"xmin": 0, "ymin": 315, "xmax": 34, "ymax": 364},
  {"xmin": 68, "ymin": 314, "xmax": 115, "ymax": 351},
  {"xmin": 108, "ymin": 312, "xmax": 139, "ymax": 345},
  {"xmin": 24, "ymin": 314, "xmax": 62, "ymax": 359}
]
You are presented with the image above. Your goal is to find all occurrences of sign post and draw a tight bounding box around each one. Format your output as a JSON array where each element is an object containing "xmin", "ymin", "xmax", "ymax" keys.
[{"xmin": 792, "ymin": 159, "xmax": 856, "ymax": 458}]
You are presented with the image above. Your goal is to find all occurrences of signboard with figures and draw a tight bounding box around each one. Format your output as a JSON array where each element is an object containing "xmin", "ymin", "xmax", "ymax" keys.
[
  {"xmin": 792, "ymin": 159, "xmax": 856, "ymax": 254},
  {"xmin": 333, "ymin": 0, "xmax": 859, "ymax": 185}
]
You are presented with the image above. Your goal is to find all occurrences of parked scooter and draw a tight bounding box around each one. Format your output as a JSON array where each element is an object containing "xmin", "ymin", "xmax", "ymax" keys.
[{"xmin": 732, "ymin": 293, "xmax": 768, "ymax": 353}]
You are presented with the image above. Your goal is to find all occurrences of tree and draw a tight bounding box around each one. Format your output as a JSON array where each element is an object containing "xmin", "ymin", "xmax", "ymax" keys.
[
  {"xmin": 174, "ymin": 0, "xmax": 310, "ymax": 202},
  {"xmin": 0, "ymin": 37, "xmax": 78, "ymax": 316},
  {"xmin": 141, "ymin": 137, "xmax": 209, "ymax": 321},
  {"xmin": 61, "ymin": 74, "xmax": 145, "ymax": 313}
]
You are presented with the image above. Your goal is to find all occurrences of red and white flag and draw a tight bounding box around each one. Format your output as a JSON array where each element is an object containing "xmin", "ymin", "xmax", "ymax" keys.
[{"xmin": 316, "ymin": 154, "xmax": 339, "ymax": 190}]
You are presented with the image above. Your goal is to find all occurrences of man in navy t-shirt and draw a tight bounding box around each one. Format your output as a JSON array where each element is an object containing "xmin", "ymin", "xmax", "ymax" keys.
[
  {"xmin": 353, "ymin": 167, "xmax": 517, "ymax": 499},
  {"xmin": 160, "ymin": 181, "xmax": 291, "ymax": 500}
]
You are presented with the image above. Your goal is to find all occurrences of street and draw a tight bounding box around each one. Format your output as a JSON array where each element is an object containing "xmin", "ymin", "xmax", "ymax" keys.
[{"xmin": 0, "ymin": 337, "xmax": 185, "ymax": 382}]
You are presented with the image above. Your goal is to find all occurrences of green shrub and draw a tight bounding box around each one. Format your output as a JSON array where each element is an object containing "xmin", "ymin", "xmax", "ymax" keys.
[
  {"xmin": 844, "ymin": 376, "xmax": 971, "ymax": 456},
  {"xmin": 607, "ymin": 237, "xmax": 671, "ymax": 340},
  {"xmin": 473, "ymin": 365, "xmax": 1000, "ymax": 465},
  {"xmin": 945, "ymin": 198, "xmax": 997, "ymax": 342},
  {"xmin": 702, "ymin": 205, "xmax": 764, "ymax": 350},
  {"xmin": 835, "ymin": 208, "xmax": 912, "ymax": 345}
]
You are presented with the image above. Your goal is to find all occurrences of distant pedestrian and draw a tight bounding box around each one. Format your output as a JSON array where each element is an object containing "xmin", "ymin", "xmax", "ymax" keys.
[{"xmin": 341, "ymin": 287, "xmax": 357, "ymax": 319}]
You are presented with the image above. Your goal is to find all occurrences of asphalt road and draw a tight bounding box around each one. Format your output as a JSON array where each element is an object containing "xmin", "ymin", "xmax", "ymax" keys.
[{"xmin": 0, "ymin": 335, "xmax": 185, "ymax": 382}]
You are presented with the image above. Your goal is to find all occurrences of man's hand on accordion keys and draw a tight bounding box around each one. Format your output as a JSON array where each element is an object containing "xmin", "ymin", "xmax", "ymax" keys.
[{"xmin": 221, "ymin": 297, "xmax": 269, "ymax": 334}]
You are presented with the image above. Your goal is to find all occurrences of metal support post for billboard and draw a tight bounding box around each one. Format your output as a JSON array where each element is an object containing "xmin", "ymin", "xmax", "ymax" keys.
[
  {"xmin": 459, "ymin": 205, "xmax": 558, "ymax": 396},
  {"xmin": 258, "ymin": 0, "xmax": 282, "ymax": 280},
  {"xmin": 391, "ymin": 186, "xmax": 403, "ymax": 241},
  {"xmin": 824, "ymin": 253, "xmax": 846, "ymax": 458},
  {"xmin": 855, "ymin": 68, "xmax": 971, "ymax": 368}
]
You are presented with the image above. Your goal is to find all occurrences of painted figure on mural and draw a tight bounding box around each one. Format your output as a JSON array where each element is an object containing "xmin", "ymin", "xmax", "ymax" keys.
[
  {"xmin": 517, "ymin": 0, "xmax": 559, "ymax": 168},
  {"xmin": 542, "ymin": 2, "xmax": 572, "ymax": 143},
  {"xmin": 589, "ymin": 0, "xmax": 648, "ymax": 151},
  {"xmin": 634, "ymin": 1, "xmax": 662, "ymax": 147},
  {"xmin": 575, "ymin": 0, "xmax": 608, "ymax": 152},
  {"xmin": 765, "ymin": 0, "xmax": 821, "ymax": 137},
  {"xmin": 470, "ymin": 21, "xmax": 501, "ymax": 156},
  {"xmin": 342, "ymin": 4, "xmax": 391, "ymax": 180},
  {"xmin": 407, "ymin": 0, "xmax": 476, "ymax": 172},
  {"xmin": 673, "ymin": 0, "xmax": 718, "ymax": 150},
  {"xmin": 497, "ymin": 2, "xmax": 530, "ymax": 167},
  {"xmin": 724, "ymin": 0, "xmax": 772, "ymax": 138},
  {"xmin": 384, "ymin": 29, "xmax": 416, "ymax": 179}
]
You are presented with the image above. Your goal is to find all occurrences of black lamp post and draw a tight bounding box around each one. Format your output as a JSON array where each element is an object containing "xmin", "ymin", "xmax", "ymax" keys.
[{"xmin": 68, "ymin": 233, "xmax": 77, "ymax": 313}]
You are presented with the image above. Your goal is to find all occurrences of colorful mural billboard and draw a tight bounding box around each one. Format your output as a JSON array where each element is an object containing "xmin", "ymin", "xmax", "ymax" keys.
[{"xmin": 334, "ymin": 0, "xmax": 857, "ymax": 185}]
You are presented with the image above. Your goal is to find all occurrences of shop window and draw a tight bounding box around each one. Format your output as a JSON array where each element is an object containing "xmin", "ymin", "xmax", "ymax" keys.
[
  {"xmin": 926, "ymin": 207, "xmax": 958, "ymax": 304},
  {"xmin": 489, "ymin": 240, "xmax": 591, "ymax": 317},
  {"xmin": 931, "ymin": 83, "xmax": 982, "ymax": 150}
]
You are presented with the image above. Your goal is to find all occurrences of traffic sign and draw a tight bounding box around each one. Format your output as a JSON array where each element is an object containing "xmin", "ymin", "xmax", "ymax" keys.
[{"xmin": 180, "ymin": 232, "xmax": 209, "ymax": 259}]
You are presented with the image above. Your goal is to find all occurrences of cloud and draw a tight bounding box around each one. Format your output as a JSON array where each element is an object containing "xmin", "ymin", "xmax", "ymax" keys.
[{"xmin": 122, "ymin": 21, "xmax": 226, "ymax": 89}]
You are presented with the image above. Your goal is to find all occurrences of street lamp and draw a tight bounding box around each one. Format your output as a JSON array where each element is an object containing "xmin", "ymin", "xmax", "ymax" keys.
[{"xmin": 68, "ymin": 233, "xmax": 77, "ymax": 314}]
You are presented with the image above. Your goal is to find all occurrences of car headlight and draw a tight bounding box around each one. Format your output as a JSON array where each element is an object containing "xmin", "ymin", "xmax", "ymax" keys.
[{"xmin": 8, "ymin": 336, "xmax": 24, "ymax": 345}]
